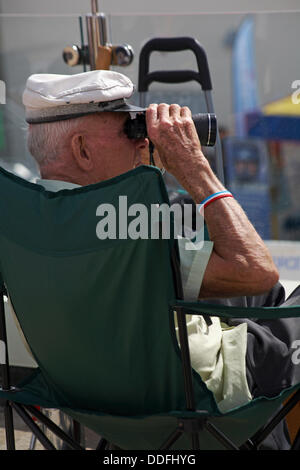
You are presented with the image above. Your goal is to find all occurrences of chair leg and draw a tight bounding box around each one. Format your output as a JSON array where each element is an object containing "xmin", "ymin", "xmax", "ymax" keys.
[
  {"xmin": 159, "ymin": 426, "xmax": 184, "ymax": 450},
  {"xmin": 24, "ymin": 405, "xmax": 84, "ymax": 450},
  {"xmin": 96, "ymin": 437, "xmax": 109, "ymax": 450},
  {"xmin": 250, "ymin": 389, "xmax": 300, "ymax": 448},
  {"xmin": 11, "ymin": 402, "xmax": 56, "ymax": 450},
  {"xmin": 204, "ymin": 421, "xmax": 239, "ymax": 450},
  {"xmin": 291, "ymin": 428, "xmax": 300, "ymax": 450},
  {"xmin": 4, "ymin": 401, "xmax": 15, "ymax": 450},
  {"xmin": 191, "ymin": 432, "xmax": 200, "ymax": 450},
  {"xmin": 72, "ymin": 420, "xmax": 81, "ymax": 445}
]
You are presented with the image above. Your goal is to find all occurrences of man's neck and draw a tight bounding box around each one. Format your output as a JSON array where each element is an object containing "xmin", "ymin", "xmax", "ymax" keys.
[
  {"xmin": 40, "ymin": 165, "xmax": 91, "ymax": 186},
  {"xmin": 39, "ymin": 157, "xmax": 87, "ymax": 186}
]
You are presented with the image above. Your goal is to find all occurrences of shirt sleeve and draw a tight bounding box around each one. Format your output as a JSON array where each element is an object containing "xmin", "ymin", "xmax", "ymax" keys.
[{"xmin": 177, "ymin": 237, "xmax": 214, "ymax": 301}]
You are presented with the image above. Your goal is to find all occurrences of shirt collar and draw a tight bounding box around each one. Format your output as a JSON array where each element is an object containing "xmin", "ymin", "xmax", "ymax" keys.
[{"xmin": 35, "ymin": 178, "xmax": 81, "ymax": 192}]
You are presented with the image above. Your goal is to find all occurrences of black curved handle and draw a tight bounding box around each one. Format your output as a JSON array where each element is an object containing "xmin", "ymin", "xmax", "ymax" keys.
[{"xmin": 138, "ymin": 36, "xmax": 212, "ymax": 92}]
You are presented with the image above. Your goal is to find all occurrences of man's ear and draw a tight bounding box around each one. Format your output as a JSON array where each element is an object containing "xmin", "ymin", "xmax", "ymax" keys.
[
  {"xmin": 71, "ymin": 133, "xmax": 94, "ymax": 171},
  {"xmin": 136, "ymin": 137, "xmax": 149, "ymax": 151}
]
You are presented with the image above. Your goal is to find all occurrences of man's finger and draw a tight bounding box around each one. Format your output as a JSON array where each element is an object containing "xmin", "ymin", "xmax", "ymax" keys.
[
  {"xmin": 180, "ymin": 106, "xmax": 192, "ymax": 119},
  {"xmin": 169, "ymin": 103, "xmax": 181, "ymax": 119},
  {"xmin": 156, "ymin": 103, "xmax": 170, "ymax": 121},
  {"xmin": 146, "ymin": 103, "xmax": 158, "ymax": 128}
]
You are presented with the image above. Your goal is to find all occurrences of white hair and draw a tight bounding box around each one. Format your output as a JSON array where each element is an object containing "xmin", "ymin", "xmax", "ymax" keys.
[{"xmin": 27, "ymin": 116, "xmax": 88, "ymax": 165}]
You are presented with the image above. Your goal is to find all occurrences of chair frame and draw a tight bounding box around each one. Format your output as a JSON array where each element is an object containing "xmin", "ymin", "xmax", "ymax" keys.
[{"xmin": 0, "ymin": 247, "xmax": 300, "ymax": 451}]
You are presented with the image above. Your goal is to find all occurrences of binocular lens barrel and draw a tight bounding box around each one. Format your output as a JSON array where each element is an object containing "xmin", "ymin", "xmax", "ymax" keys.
[
  {"xmin": 192, "ymin": 113, "xmax": 217, "ymax": 147},
  {"xmin": 124, "ymin": 112, "xmax": 217, "ymax": 147}
]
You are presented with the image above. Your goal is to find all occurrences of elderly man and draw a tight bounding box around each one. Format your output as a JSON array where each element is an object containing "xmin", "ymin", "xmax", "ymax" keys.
[{"xmin": 23, "ymin": 70, "xmax": 299, "ymax": 448}]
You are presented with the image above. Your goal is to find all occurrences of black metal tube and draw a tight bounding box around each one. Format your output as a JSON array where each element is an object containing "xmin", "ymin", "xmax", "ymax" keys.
[
  {"xmin": 239, "ymin": 439, "xmax": 255, "ymax": 451},
  {"xmin": 191, "ymin": 432, "xmax": 200, "ymax": 450},
  {"xmin": 0, "ymin": 284, "xmax": 16, "ymax": 450},
  {"xmin": 11, "ymin": 402, "xmax": 57, "ymax": 450},
  {"xmin": 291, "ymin": 428, "xmax": 300, "ymax": 450},
  {"xmin": 72, "ymin": 420, "xmax": 82, "ymax": 446},
  {"xmin": 159, "ymin": 426, "xmax": 184, "ymax": 450},
  {"xmin": 0, "ymin": 284, "xmax": 10, "ymax": 391},
  {"xmin": 138, "ymin": 37, "xmax": 212, "ymax": 92},
  {"xmin": 204, "ymin": 421, "xmax": 239, "ymax": 450},
  {"xmin": 176, "ymin": 308, "xmax": 196, "ymax": 411},
  {"xmin": 170, "ymin": 246, "xmax": 196, "ymax": 412},
  {"xmin": 4, "ymin": 403, "xmax": 15, "ymax": 450},
  {"xmin": 250, "ymin": 388, "xmax": 300, "ymax": 447},
  {"xmin": 96, "ymin": 437, "xmax": 109, "ymax": 450},
  {"xmin": 24, "ymin": 405, "xmax": 85, "ymax": 450}
]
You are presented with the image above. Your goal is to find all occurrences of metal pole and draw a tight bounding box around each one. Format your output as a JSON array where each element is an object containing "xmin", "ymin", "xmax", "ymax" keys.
[
  {"xmin": 97, "ymin": 14, "xmax": 108, "ymax": 45},
  {"xmin": 91, "ymin": 0, "xmax": 98, "ymax": 14},
  {"xmin": 86, "ymin": 16, "xmax": 96, "ymax": 70},
  {"xmin": 139, "ymin": 92, "xmax": 147, "ymax": 108},
  {"xmin": 86, "ymin": 0, "xmax": 99, "ymax": 70},
  {"xmin": 86, "ymin": 1, "xmax": 110, "ymax": 70}
]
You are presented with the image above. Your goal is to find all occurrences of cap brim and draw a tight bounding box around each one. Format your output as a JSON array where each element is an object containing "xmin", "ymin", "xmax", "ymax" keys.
[
  {"xmin": 112, "ymin": 103, "xmax": 146, "ymax": 113},
  {"xmin": 26, "ymin": 100, "xmax": 146, "ymax": 124}
]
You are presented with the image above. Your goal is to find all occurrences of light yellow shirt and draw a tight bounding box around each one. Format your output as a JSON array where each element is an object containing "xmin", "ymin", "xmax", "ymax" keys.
[{"xmin": 177, "ymin": 236, "xmax": 252, "ymax": 413}]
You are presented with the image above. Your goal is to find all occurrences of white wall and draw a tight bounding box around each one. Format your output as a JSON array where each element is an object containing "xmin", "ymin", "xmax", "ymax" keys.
[
  {"xmin": 0, "ymin": 0, "xmax": 300, "ymax": 15},
  {"xmin": 0, "ymin": 0, "xmax": 299, "ymax": 174}
]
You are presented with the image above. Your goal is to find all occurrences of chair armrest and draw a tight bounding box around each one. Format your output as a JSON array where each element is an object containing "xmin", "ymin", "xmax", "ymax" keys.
[{"xmin": 171, "ymin": 300, "xmax": 300, "ymax": 320}]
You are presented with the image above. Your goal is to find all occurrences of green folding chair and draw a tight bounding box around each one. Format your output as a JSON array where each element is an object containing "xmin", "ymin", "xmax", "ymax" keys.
[{"xmin": 0, "ymin": 164, "xmax": 299, "ymax": 450}]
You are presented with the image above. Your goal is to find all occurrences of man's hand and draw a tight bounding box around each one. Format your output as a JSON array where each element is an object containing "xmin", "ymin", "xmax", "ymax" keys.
[
  {"xmin": 146, "ymin": 103, "xmax": 205, "ymax": 186},
  {"xmin": 146, "ymin": 103, "xmax": 279, "ymax": 298}
]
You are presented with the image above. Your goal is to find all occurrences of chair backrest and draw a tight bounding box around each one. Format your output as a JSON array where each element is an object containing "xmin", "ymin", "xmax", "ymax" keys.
[{"xmin": 0, "ymin": 165, "xmax": 215, "ymax": 416}]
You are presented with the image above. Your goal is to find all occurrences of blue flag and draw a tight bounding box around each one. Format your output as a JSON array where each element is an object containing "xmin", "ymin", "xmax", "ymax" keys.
[{"xmin": 232, "ymin": 16, "xmax": 259, "ymax": 137}]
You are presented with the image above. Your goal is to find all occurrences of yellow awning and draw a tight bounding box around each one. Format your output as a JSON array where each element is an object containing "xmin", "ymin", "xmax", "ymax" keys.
[{"xmin": 263, "ymin": 95, "xmax": 300, "ymax": 116}]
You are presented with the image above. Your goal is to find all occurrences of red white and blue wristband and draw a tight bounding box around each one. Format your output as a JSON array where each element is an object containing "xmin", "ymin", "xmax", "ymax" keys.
[{"xmin": 198, "ymin": 190, "xmax": 233, "ymax": 210}]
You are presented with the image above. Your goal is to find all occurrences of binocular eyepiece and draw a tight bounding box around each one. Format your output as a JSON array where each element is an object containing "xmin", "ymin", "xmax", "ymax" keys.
[{"xmin": 124, "ymin": 112, "xmax": 217, "ymax": 147}]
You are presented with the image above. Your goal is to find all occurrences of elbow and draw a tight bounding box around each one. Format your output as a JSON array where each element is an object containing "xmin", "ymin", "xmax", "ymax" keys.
[
  {"xmin": 238, "ymin": 258, "xmax": 280, "ymax": 295},
  {"xmin": 201, "ymin": 252, "xmax": 280, "ymax": 298},
  {"xmin": 257, "ymin": 265, "xmax": 280, "ymax": 293}
]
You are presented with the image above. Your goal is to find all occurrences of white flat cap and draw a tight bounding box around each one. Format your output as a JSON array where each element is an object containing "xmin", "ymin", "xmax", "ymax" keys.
[{"xmin": 23, "ymin": 70, "xmax": 145, "ymax": 123}]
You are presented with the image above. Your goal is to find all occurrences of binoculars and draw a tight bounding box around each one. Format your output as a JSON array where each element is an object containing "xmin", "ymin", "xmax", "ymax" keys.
[{"xmin": 124, "ymin": 112, "xmax": 217, "ymax": 147}]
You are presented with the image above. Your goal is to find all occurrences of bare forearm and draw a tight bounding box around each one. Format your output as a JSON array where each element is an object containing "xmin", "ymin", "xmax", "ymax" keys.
[
  {"xmin": 179, "ymin": 155, "xmax": 278, "ymax": 296},
  {"xmin": 146, "ymin": 103, "xmax": 279, "ymax": 297}
]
